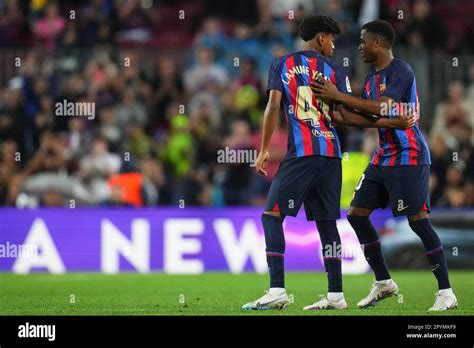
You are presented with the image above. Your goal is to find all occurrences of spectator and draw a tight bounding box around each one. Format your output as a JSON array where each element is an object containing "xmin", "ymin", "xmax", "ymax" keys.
[
  {"xmin": 139, "ymin": 156, "xmax": 170, "ymax": 205},
  {"xmin": 115, "ymin": 88, "xmax": 148, "ymax": 127},
  {"xmin": 437, "ymin": 163, "xmax": 467, "ymax": 208},
  {"xmin": 231, "ymin": 57, "xmax": 262, "ymax": 92},
  {"xmin": 430, "ymin": 81, "xmax": 474, "ymax": 149},
  {"xmin": 124, "ymin": 123, "xmax": 152, "ymax": 160},
  {"xmin": 97, "ymin": 106, "xmax": 122, "ymax": 151},
  {"xmin": 405, "ymin": 0, "xmax": 447, "ymax": 51},
  {"xmin": 0, "ymin": 0, "xmax": 29, "ymax": 46},
  {"xmin": 184, "ymin": 46, "xmax": 229, "ymax": 93},
  {"xmin": 33, "ymin": 2, "xmax": 65, "ymax": 51},
  {"xmin": 79, "ymin": 136, "xmax": 121, "ymax": 203},
  {"xmin": 24, "ymin": 132, "xmax": 67, "ymax": 176},
  {"xmin": 193, "ymin": 17, "xmax": 229, "ymax": 64},
  {"xmin": 161, "ymin": 114, "xmax": 193, "ymax": 177},
  {"xmin": 429, "ymin": 134, "xmax": 452, "ymax": 204},
  {"xmin": 65, "ymin": 118, "xmax": 90, "ymax": 161},
  {"xmin": 153, "ymin": 56, "xmax": 184, "ymax": 130},
  {"xmin": 222, "ymin": 120, "xmax": 254, "ymax": 205}
]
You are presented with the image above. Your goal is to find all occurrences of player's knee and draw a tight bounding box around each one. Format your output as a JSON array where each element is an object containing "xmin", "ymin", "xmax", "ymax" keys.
[
  {"xmin": 347, "ymin": 208, "xmax": 371, "ymax": 228},
  {"xmin": 347, "ymin": 206, "xmax": 372, "ymax": 217},
  {"xmin": 408, "ymin": 210, "xmax": 428, "ymax": 222},
  {"xmin": 346, "ymin": 214, "xmax": 379, "ymax": 244},
  {"xmin": 408, "ymin": 217, "xmax": 441, "ymax": 247},
  {"xmin": 347, "ymin": 214, "xmax": 366, "ymax": 229}
]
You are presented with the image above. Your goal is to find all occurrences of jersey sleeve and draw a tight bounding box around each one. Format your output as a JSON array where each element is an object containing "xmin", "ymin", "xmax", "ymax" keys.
[
  {"xmin": 266, "ymin": 58, "xmax": 284, "ymax": 94},
  {"xmin": 361, "ymin": 76, "xmax": 369, "ymax": 99},
  {"xmin": 334, "ymin": 65, "xmax": 352, "ymax": 95},
  {"xmin": 361, "ymin": 89, "xmax": 368, "ymax": 99},
  {"xmin": 382, "ymin": 63, "xmax": 414, "ymax": 102}
]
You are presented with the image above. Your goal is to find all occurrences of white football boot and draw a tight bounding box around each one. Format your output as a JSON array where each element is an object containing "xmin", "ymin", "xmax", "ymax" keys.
[
  {"xmin": 357, "ymin": 279, "xmax": 399, "ymax": 308},
  {"xmin": 242, "ymin": 289, "xmax": 290, "ymax": 310},
  {"xmin": 428, "ymin": 289, "xmax": 458, "ymax": 311},
  {"xmin": 303, "ymin": 294, "xmax": 348, "ymax": 310}
]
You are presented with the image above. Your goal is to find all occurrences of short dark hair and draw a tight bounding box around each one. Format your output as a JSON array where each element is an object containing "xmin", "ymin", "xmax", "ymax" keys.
[
  {"xmin": 299, "ymin": 14, "xmax": 341, "ymax": 42},
  {"xmin": 361, "ymin": 20, "xmax": 396, "ymax": 46}
]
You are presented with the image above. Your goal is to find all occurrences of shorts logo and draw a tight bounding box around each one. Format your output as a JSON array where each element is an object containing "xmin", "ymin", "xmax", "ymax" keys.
[
  {"xmin": 431, "ymin": 264, "xmax": 440, "ymax": 271},
  {"xmin": 397, "ymin": 199, "xmax": 409, "ymax": 212}
]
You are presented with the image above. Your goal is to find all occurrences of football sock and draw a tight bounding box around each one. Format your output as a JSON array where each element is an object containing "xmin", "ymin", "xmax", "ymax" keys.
[
  {"xmin": 316, "ymin": 220, "xmax": 342, "ymax": 293},
  {"xmin": 409, "ymin": 219, "xmax": 451, "ymax": 290},
  {"xmin": 438, "ymin": 288, "xmax": 454, "ymax": 296},
  {"xmin": 262, "ymin": 213, "xmax": 285, "ymax": 288},
  {"xmin": 347, "ymin": 215, "xmax": 391, "ymax": 281},
  {"xmin": 268, "ymin": 287, "xmax": 286, "ymax": 296},
  {"xmin": 327, "ymin": 292, "xmax": 344, "ymax": 301}
]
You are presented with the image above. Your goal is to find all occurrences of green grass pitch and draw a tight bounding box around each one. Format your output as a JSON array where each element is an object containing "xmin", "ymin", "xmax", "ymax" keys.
[{"xmin": 1, "ymin": 271, "xmax": 473, "ymax": 315}]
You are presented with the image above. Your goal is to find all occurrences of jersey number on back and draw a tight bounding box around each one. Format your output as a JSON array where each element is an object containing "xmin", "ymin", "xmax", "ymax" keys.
[{"xmin": 295, "ymin": 86, "xmax": 332, "ymax": 127}]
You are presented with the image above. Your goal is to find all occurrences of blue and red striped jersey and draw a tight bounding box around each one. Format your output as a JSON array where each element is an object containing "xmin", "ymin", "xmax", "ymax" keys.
[
  {"xmin": 267, "ymin": 50, "xmax": 351, "ymax": 159},
  {"xmin": 362, "ymin": 58, "xmax": 431, "ymax": 166}
]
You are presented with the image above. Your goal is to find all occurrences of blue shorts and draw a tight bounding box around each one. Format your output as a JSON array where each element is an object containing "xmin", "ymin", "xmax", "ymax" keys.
[
  {"xmin": 351, "ymin": 164, "xmax": 431, "ymax": 216},
  {"xmin": 264, "ymin": 155, "xmax": 341, "ymax": 221}
]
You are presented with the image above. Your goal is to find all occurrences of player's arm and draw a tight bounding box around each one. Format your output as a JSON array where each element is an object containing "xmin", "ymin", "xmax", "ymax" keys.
[
  {"xmin": 256, "ymin": 89, "xmax": 282, "ymax": 176},
  {"xmin": 333, "ymin": 104, "xmax": 415, "ymax": 129},
  {"xmin": 312, "ymin": 79, "xmax": 396, "ymax": 117}
]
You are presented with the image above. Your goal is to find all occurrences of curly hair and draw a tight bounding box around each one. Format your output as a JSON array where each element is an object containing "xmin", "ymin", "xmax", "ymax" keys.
[{"xmin": 299, "ymin": 14, "xmax": 341, "ymax": 42}]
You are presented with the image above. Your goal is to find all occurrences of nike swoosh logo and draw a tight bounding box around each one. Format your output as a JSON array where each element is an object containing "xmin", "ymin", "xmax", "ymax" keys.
[
  {"xmin": 397, "ymin": 205, "xmax": 409, "ymax": 212},
  {"xmin": 431, "ymin": 264, "xmax": 440, "ymax": 271},
  {"xmin": 257, "ymin": 297, "xmax": 285, "ymax": 307}
]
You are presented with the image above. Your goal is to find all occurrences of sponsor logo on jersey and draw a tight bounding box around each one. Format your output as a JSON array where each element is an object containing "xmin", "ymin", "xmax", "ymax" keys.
[{"xmin": 312, "ymin": 129, "xmax": 335, "ymax": 138}]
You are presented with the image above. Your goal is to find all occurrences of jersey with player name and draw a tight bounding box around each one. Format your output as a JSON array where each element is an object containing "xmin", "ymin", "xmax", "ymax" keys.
[
  {"xmin": 362, "ymin": 58, "xmax": 431, "ymax": 166},
  {"xmin": 267, "ymin": 50, "xmax": 351, "ymax": 159}
]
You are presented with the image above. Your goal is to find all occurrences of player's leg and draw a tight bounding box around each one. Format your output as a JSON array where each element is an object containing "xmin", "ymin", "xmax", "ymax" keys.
[
  {"xmin": 262, "ymin": 210, "xmax": 286, "ymax": 292},
  {"xmin": 242, "ymin": 209, "xmax": 290, "ymax": 310},
  {"xmin": 242, "ymin": 184, "xmax": 289, "ymax": 310},
  {"xmin": 348, "ymin": 165, "xmax": 399, "ymax": 308},
  {"xmin": 301, "ymin": 157, "xmax": 347, "ymax": 310},
  {"xmin": 399, "ymin": 166, "xmax": 457, "ymax": 310},
  {"xmin": 348, "ymin": 206, "xmax": 392, "ymax": 282},
  {"xmin": 303, "ymin": 219, "xmax": 349, "ymax": 310},
  {"xmin": 408, "ymin": 211, "xmax": 456, "ymax": 310},
  {"xmin": 386, "ymin": 165, "xmax": 456, "ymax": 310},
  {"xmin": 242, "ymin": 157, "xmax": 311, "ymax": 310}
]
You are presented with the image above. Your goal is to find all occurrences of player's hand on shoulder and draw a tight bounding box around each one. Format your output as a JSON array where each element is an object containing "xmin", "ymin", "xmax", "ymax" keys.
[
  {"xmin": 311, "ymin": 78, "xmax": 339, "ymax": 102},
  {"xmin": 255, "ymin": 150, "xmax": 269, "ymax": 176}
]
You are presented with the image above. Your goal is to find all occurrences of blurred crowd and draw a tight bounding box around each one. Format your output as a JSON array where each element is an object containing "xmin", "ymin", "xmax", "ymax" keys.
[{"xmin": 0, "ymin": 0, "xmax": 473, "ymax": 208}]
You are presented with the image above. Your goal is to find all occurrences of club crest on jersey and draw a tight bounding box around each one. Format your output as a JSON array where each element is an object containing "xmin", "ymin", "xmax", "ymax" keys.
[{"xmin": 379, "ymin": 83, "xmax": 386, "ymax": 94}]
